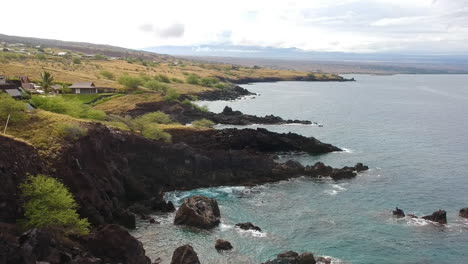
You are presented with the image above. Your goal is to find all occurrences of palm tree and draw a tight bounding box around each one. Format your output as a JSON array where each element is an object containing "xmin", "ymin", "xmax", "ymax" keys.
[{"xmin": 40, "ymin": 71, "xmax": 54, "ymax": 93}]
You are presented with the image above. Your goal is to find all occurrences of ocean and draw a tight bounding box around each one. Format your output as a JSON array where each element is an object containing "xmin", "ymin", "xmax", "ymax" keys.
[{"xmin": 132, "ymin": 74, "xmax": 468, "ymax": 264}]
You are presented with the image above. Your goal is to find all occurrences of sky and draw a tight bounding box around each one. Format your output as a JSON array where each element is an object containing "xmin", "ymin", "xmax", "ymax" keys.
[{"xmin": 1, "ymin": 0, "xmax": 468, "ymax": 54}]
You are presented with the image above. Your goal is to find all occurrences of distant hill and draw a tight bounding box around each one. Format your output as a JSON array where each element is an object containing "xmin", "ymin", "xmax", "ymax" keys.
[
  {"xmin": 145, "ymin": 44, "xmax": 468, "ymax": 74},
  {"xmin": 0, "ymin": 33, "xmax": 170, "ymax": 61}
]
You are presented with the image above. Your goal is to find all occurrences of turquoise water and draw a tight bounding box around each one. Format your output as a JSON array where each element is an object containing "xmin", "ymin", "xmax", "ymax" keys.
[{"xmin": 133, "ymin": 75, "xmax": 468, "ymax": 264}]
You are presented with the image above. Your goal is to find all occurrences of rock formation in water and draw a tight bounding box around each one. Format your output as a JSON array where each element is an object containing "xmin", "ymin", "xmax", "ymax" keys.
[
  {"xmin": 235, "ymin": 222, "xmax": 262, "ymax": 232},
  {"xmin": 170, "ymin": 244, "xmax": 201, "ymax": 264},
  {"xmin": 173, "ymin": 195, "xmax": 221, "ymax": 229},
  {"xmin": 197, "ymin": 85, "xmax": 254, "ymax": 101},
  {"xmin": 422, "ymin": 210, "xmax": 447, "ymax": 224},
  {"xmin": 215, "ymin": 239, "xmax": 233, "ymax": 251},
  {"xmin": 393, "ymin": 207, "xmax": 405, "ymax": 218},
  {"xmin": 459, "ymin": 208, "xmax": 468, "ymax": 218},
  {"xmin": 262, "ymin": 251, "xmax": 317, "ymax": 264}
]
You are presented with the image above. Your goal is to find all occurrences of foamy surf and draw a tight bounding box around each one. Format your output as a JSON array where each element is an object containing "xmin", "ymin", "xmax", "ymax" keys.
[{"xmin": 235, "ymin": 227, "xmax": 267, "ymax": 237}]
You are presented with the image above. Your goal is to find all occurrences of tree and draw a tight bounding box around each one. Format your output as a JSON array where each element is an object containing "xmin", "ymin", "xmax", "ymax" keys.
[
  {"xmin": 20, "ymin": 174, "xmax": 90, "ymax": 235},
  {"xmin": 118, "ymin": 75, "xmax": 143, "ymax": 91},
  {"xmin": 40, "ymin": 71, "xmax": 55, "ymax": 93},
  {"xmin": 0, "ymin": 94, "xmax": 27, "ymax": 123}
]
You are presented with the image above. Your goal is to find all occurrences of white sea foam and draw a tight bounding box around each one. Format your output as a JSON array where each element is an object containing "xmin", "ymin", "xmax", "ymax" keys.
[
  {"xmin": 340, "ymin": 147, "xmax": 354, "ymax": 153},
  {"xmin": 219, "ymin": 223, "xmax": 233, "ymax": 231},
  {"xmin": 331, "ymin": 184, "xmax": 347, "ymax": 191},
  {"xmin": 236, "ymin": 228, "xmax": 267, "ymax": 237},
  {"xmin": 324, "ymin": 189, "xmax": 338, "ymax": 196},
  {"xmin": 407, "ymin": 217, "xmax": 430, "ymax": 227}
]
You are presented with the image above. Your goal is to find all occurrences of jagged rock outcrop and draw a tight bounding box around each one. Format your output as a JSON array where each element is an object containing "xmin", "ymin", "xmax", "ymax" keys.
[
  {"xmin": 84, "ymin": 224, "xmax": 151, "ymax": 264},
  {"xmin": 169, "ymin": 128, "xmax": 341, "ymax": 155},
  {"xmin": 422, "ymin": 210, "xmax": 447, "ymax": 224},
  {"xmin": 215, "ymin": 239, "xmax": 233, "ymax": 251},
  {"xmin": 459, "ymin": 208, "xmax": 468, "ymax": 218},
  {"xmin": 392, "ymin": 207, "xmax": 405, "ymax": 218},
  {"xmin": 128, "ymin": 100, "xmax": 311, "ymax": 126},
  {"xmin": 174, "ymin": 195, "xmax": 221, "ymax": 229},
  {"xmin": 235, "ymin": 222, "xmax": 262, "ymax": 232},
  {"xmin": 262, "ymin": 251, "xmax": 316, "ymax": 264},
  {"xmin": 197, "ymin": 85, "xmax": 254, "ymax": 101},
  {"xmin": 170, "ymin": 244, "xmax": 200, "ymax": 264}
]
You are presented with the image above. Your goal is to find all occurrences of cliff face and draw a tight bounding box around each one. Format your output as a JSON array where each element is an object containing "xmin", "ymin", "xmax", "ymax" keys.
[{"xmin": 0, "ymin": 136, "xmax": 45, "ymax": 223}]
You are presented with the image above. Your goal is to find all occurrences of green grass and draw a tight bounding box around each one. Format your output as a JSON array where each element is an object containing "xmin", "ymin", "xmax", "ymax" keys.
[{"xmin": 61, "ymin": 94, "xmax": 104, "ymax": 104}]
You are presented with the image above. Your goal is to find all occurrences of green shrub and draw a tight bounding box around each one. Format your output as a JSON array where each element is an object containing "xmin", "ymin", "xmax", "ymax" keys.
[
  {"xmin": 199, "ymin": 77, "xmax": 220, "ymax": 87},
  {"xmin": 139, "ymin": 74, "xmax": 152, "ymax": 82},
  {"xmin": 118, "ymin": 75, "xmax": 143, "ymax": 91},
  {"xmin": 163, "ymin": 88, "xmax": 180, "ymax": 102},
  {"xmin": 30, "ymin": 96, "xmax": 106, "ymax": 120},
  {"xmin": 54, "ymin": 123, "xmax": 87, "ymax": 140},
  {"xmin": 214, "ymin": 83, "xmax": 226, "ymax": 89},
  {"xmin": 94, "ymin": 54, "xmax": 107, "ymax": 60},
  {"xmin": 135, "ymin": 111, "xmax": 172, "ymax": 126},
  {"xmin": 198, "ymin": 105, "xmax": 209, "ymax": 112},
  {"xmin": 181, "ymin": 99, "xmax": 194, "ymax": 107},
  {"xmin": 171, "ymin": 77, "xmax": 184, "ymax": 83},
  {"xmin": 141, "ymin": 124, "xmax": 172, "ymax": 143},
  {"xmin": 0, "ymin": 94, "xmax": 27, "ymax": 122},
  {"xmin": 36, "ymin": 54, "xmax": 47, "ymax": 61},
  {"xmin": 155, "ymin": 74, "xmax": 171, "ymax": 83},
  {"xmin": 192, "ymin": 118, "xmax": 215, "ymax": 128},
  {"xmin": 186, "ymin": 74, "xmax": 200, "ymax": 85},
  {"xmin": 72, "ymin": 57, "xmax": 81, "ymax": 64},
  {"xmin": 143, "ymin": 80, "xmax": 169, "ymax": 94},
  {"xmin": 100, "ymin": 70, "xmax": 115, "ymax": 80},
  {"xmin": 20, "ymin": 174, "xmax": 90, "ymax": 235}
]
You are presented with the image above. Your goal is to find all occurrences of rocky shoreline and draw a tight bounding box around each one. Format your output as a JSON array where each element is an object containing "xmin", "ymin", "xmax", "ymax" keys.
[
  {"xmin": 0, "ymin": 122, "xmax": 367, "ymax": 263},
  {"xmin": 1, "ymin": 80, "xmax": 367, "ymax": 264}
]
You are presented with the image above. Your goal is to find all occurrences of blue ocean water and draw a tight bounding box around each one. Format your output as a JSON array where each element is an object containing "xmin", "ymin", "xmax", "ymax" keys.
[{"xmin": 132, "ymin": 75, "xmax": 468, "ymax": 264}]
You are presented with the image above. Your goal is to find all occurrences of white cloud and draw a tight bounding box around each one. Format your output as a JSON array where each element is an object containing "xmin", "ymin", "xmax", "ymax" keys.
[{"xmin": 0, "ymin": 0, "xmax": 467, "ymax": 53}]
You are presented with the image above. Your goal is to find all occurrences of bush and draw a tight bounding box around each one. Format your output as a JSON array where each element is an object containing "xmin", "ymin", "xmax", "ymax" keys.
[
  {"xmin": 141, "ymin": 124, "xmax": 172, "ymax": 143},
  {"xmin": 186, "ymin": 74, "xmax": 200, "ymax": 85},
  {"xmin": 135, "ymin": 111, "xmax": 172, "ymax": 126},
  {"xmin": 214, "ymin": 83, "xmax": 226, "ymax": 89},
  {"xmin": 155, "ymin": 74, "xmax": 171, "ymax": 83},
  {"xmin": 171, "ymin": 77, "xmax": 184, "ymax": 83},
  {"xmin": 118, "ymin": 75, "xmax": 143, "ymax": 91},
  {"xmin": 30, "ymin": 96, "xmax": 106, "ymax": 120},
  {"xmin": 163, "ymin": 88, "xmax": 180, "ymax": 102},
  {"xmin": 54, "ymin": 123, "xmax": 87, "ymax": 140},
  {"xmin": 0, "ymin": 94, "xmax": 27, "ymax": 122},
  {"xmin": 36, "ymin": 54, "xmax": 47, "ymax": 61},
  {"xmin": 20, "ymin": 174, "xmax": 90, "ymax": 235},
  {"xmin": 143, "ymin": 80, "xmax": 169, "ymax": 94},
  {"xmin": 199, "ymin": 77, "xmax": 220, "ymax": 87},
  {"xmin": 72, "ymin": 57, "xmax": 81, "ymax": 64},
  {"xmin": 192, "ymin": 118, "xmax": 215, "ymax": 128},
  {"xmin": 100, "ymin": 70, "xmax": 115, "ymax": 80}
]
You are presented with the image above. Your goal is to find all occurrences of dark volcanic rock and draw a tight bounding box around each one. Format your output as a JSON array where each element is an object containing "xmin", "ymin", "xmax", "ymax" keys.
[
  {"xmin": 459, "ymin": 208, "xmax": 468, "ymax": 218},
  {"xmin": 170, "ymin": 244, "xmax": 200, "ymax": 264},
  {"xmin": 422, "ymin": 210, "xmax": 447, "ymax": 224},
  {"xmin": 262, "ymin": 251, "xmax": 316, "ymax": 264},
  {"xmin": 169, "ymin": 128, "xmax": 341, "ymax": 155},
  {"xmin": 174, "ymin": 195, "xmax": 221, "ymax": 229},
  {"xmin": 392, "ymin": 207, "xmax": 405, "ymax": 218},
  {"xmin": 215, "ymin": 239, "xmax": 233, "ymax": 251},
  {"xmin": 85, "ymin": 224, "xmax": 151, "ymax": 264},
  {"xmin": 197, "ymin": 85, "xmax": 254, "ymax": 101},
  {"xmin": 235, "ymin": 222, "xmax": 262, "ymax": 232},
  {"xmin": 116, "ymin": 209, "xmax": 136, "ymax": 229},
  {"xmin": 128, "ymin": 100, "xmax": 311, "ymax": 126},
  {"xmin": 0, "ymin": 135, "xmax": 45, "ymax": 223}
]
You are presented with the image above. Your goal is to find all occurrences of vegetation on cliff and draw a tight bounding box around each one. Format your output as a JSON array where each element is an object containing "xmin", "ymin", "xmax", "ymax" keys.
[{"xmin": 20, "ymin": 174, "xmax": 90, "ymax": 235}]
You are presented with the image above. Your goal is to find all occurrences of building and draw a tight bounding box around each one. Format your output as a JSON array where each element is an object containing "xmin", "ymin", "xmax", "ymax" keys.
[
  {"xmin": 51, "ymin": 84, "xmax": 63, "ymax": 94},
  {"xmin": 4, "ymin": 89, "xmax": 22, "ymax": 98},
  {"xmin": 69, "ymin": 82, "xmax": 98, "ymax": 94}
]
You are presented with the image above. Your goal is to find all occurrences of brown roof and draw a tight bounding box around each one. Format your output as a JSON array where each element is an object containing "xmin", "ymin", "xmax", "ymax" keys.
[{"xmin": 70, "ymin": 82, "xmax": 96, "ymax": 89}]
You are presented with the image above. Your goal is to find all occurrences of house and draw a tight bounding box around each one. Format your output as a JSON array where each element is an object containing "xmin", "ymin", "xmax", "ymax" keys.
[
  {"xmin": 69, "ymin": 82, "xmax": 98, "ymax": 94},
  {"xmin": 0, "ymin": 75, "xmax": 6, "ymax": 85},
  {"xmin": 51, "ymin": 84, "xmax": 62, "ymax": 94},
  {"xmin": 97, "ymin": 87, "xmax": 116, "ymax": 93},
  {"xmin": 57, "ymin": 52, "xmax": 68, "ymax": 56},
  {"xmin": 4, "ymin": 89, "xmax": 22, "ymax": 98},
  {"xmin": 20, "ymin": 76, "xmax": 35, "ymax": 90}
]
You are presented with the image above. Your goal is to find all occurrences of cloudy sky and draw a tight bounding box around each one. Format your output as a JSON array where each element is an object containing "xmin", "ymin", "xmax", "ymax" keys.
[{"xmin": 1, "ymin": 0, "xmax": 467, "ymax": 54}]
